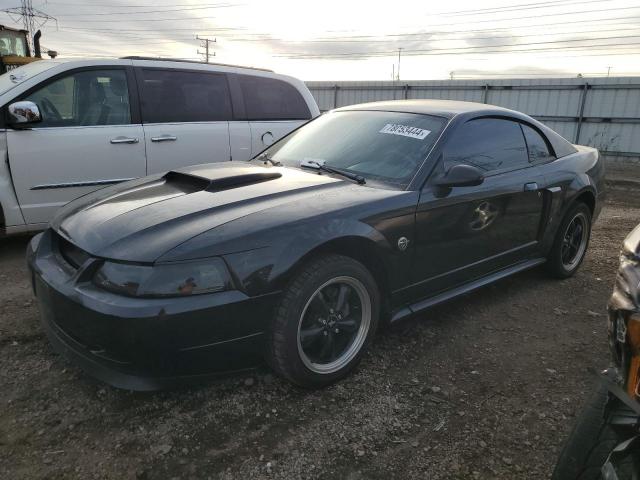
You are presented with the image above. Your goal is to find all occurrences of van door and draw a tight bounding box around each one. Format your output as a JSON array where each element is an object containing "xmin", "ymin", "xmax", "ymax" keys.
[
  {"xmin": 235, "ymin": 74, "xmax": 311, "ymax": 156},
  {"xmin": 136, "ymin": 68, "xmax": 232, "ymax": 174},
  {"xmin": 6, "ymin": 67, "xmax": 145, "ymax": 226}
]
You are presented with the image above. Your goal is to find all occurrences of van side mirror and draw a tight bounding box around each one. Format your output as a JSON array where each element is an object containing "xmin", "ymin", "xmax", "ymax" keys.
[
  {"xmin": 7, "ymin": 101, "xmax": 42, "ymax": 127},
  {"xmin": 434, "ymin": 164, "xmax": 484, "ymax": 188}
]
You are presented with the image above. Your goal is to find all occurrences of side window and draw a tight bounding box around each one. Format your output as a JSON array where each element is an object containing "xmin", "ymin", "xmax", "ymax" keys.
[
  {"xmin": 238, "ymin": 75, "xmax": 311, "ymax": 121},
  {"xmin": 521, "ymin": 123, "xmax": 555, "ymax": 163},
  {"xmin": 24, "ymin": 69, "xmax": 131, "ymax": 128},
  {"xmin": 139, "ymin": 69, "xmax": 232, "ymax": 123},
  {"xmin": 444, "ymin": 118, "xmax": 528, "ymax": 174}
]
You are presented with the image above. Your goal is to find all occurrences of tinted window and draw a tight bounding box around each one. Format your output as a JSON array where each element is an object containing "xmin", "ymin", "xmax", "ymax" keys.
[
  {"xmin": 139, "ymin": 69, "xmax": 232, "ymax": 123},
  {"xmin": 25, "ymin": 69, "xmax": 131, "ymax": 127},
  {"xmin": 521, "ymin": 123, "xmax": 555, "ymax": 163},
  {"xmin": 264, "ymin": 111, "xmax": 446, "ymax": 186},
  {"xmin": 238, "ymin": 75, "xmax": 310, "ymax": 120},
  {"xmin": 444, "ymin": 118, "xmax": 528, "ymax": 174}
]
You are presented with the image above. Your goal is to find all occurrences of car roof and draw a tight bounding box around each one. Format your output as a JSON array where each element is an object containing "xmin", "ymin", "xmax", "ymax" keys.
[{"xmin": 334, "ymin": 99, "xmax": 517, "ymax": 119}]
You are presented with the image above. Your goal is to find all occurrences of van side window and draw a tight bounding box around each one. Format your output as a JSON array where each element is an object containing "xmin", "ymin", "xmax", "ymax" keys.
[
  {"xmin": 443, "ymin": 118, "xmax": 529, "ymax": 174},
  {"xmin": 237, "ymin": 75, "xmax": 311, "ymax": 121},
  {"xmin": 139, "ymin": 69, "xmax": 232, "ymax": 123},
  {"xmin": 24, "ymin": 69, "xmax": 131, "ymax": 127},
  {"xmin": 521, "ymin": 123, "xmax": 555, "ymax": 164}
]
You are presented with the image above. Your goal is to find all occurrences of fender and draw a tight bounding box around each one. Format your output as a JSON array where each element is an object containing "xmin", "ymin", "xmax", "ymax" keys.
[{"xmin": 223, "ymin": 218, "xmax": 399, "ymax": 299}]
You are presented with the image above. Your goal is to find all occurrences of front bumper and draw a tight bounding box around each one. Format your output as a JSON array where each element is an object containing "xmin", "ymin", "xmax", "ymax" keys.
[{"xmin": 28, "ymin": 230, "xmax": 279, "ymax": 391}]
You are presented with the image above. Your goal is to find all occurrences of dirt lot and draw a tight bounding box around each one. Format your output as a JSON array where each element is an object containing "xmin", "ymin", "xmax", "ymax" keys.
[{"xmin": 2, "ymin": 180, "xmax": 640, "ymax": 480}]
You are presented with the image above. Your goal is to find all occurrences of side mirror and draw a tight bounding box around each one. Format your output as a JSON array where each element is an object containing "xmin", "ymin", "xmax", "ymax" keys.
[
  {"xmin": 434, "ymin": 164, "xmax": 484, "ymax": 188},
  {"xmin": 7, "ymin": 101, "xmax": 42, "ymax": 127}
]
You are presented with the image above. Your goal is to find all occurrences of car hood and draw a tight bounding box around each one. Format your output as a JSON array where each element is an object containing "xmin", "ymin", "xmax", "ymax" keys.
[{"xmin": 51, "ymin": 162, "xmax": 380, "ymax": 262}]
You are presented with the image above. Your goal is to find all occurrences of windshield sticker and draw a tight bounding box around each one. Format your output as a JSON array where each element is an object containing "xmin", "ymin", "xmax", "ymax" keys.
[{"xmin": 379, "ymin": 123, "xmax": 430, "ymax": 140}]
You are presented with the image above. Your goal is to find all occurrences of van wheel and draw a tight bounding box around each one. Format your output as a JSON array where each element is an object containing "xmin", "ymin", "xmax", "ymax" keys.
[
  {"xmin": 266, "ymin": 254, "xmax": 380, "ymax": 388},
  {"xmin": 546, "ymin": 202, "xmax": 592, "ymax": 278}
]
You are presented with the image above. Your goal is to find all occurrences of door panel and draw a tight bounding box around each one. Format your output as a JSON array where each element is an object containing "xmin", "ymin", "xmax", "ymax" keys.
[
  {"xmin": 143, "ymin": 122, "xmax": 230, "ymax": 174},
  {"xmin": 408, "ymin": 117, "xmax": 547, "ymax": 301},
  {"xmin": 7, "ymin": 68, "xmax": 145, "ymax": 225},
  {"xmin": 229, "ymin": 121, "xmax": 252, "ymax": 161},
  {"xmin": 136, "ymin": 67, "xmax": 233, "ymax": 173},
  {"xmin": 248, "ymin": 120, "xmax": 304, "ymax": 157},
  {"xmin": 412, "ymin": 168, "xmax": 545, "ymax": 296}
]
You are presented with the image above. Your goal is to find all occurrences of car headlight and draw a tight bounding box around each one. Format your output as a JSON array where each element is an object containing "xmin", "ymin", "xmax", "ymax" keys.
[{"xmin": 93, "ymin": 258, "xmax": 232, "ymax": 298}]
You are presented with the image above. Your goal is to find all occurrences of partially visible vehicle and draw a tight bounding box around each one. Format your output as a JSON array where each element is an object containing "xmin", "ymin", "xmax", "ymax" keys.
[
  {"xmin": 27, "ymin": 100, "xmax": 605, "ymax": 391},
  {"xmin": 0, "ymin": 57, "xmax": 319, "ymax": 236},
  {"xmin": 0, "ymin": 27, "xmax": 56, "ymax": 74},
  {"xmin": 553, "ymin": 224, "xmax": 640, "ymax": 479}
]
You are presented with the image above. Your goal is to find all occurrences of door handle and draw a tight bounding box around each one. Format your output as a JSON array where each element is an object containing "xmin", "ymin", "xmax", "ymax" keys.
[
  {"xmin": 524, "ymin": 182, "xmax": 539, "ymax": 191},
  {"xmin": 110, "ymin": 136, "xmax": 139, "ymax": 144},
  {"xmin": 151, "ymin": 135, "xmax": 177, "ymax": 142}
]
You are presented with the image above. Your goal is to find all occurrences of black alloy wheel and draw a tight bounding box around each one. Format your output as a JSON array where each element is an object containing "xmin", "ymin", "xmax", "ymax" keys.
[{"xmin": 266, "ymin": 254, "xmax": 380, "ymax": 388}]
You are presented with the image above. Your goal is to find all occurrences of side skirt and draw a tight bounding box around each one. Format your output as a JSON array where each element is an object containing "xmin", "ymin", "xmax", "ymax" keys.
[{"xmin": 390, "ymin": 258, "xmax": 547, "ymax": 323}]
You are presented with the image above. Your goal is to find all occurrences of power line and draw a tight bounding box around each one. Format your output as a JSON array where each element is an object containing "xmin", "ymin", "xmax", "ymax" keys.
[
  {"xmin": 40, "ymin": 3, "xmax": 638, "ymax": 25},
  {"xmin": 37, "ymin": 12, "xmax": 637, "ymax": 35},
  {"xmin": 33, "ymin": 17, "xmax": 639, "ymax": 41},
  {"xmin": 225, "ymin": 25, "xmax": 640, "ymax": 44},
  {"xmin": 43, "ymin": 0, "xmax": 241, "ymax": 6},
  {"xmin": 278, "ymin": 42, "xmax": 640, "ymax": 60},
  {"xmin": 276, "ymin": 35, "xmax": 640, "ymax": 59},
  {"xmin": 439, "ymin": 0, "xmax": 606, "ymax": 17},
  {"xmin": 54, "ymin": 4, "xmax": 242, "ymax": 16}
]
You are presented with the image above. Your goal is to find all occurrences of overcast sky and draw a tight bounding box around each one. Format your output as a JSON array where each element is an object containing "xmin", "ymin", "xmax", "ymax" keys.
[{"xmin": 1, "ymin": 0, "xmax": 639, "ymax": 80}]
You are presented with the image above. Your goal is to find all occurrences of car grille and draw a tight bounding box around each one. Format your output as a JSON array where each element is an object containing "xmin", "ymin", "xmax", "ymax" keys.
[{"xmin": 58, "ymin": 235, "xmax": 91, "ymax": 269}]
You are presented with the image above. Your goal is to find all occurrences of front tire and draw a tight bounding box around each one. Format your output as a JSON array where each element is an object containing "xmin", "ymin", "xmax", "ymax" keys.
[
  {"xmin": 546, "ymin": 202, "xmax": 592, "ymax": 278},
  {"xmin": 266, "ymin": 254, "xmax": 380, "ymax": 388},
  {"xmin": 552, "ymin": 385, "xmax": 637, "ymax": 480}
]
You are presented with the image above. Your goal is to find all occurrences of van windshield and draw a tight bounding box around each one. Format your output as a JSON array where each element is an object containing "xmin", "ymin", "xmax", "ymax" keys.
[{"xmin": 0, "ymin": 60, "xmax": 58, "ymax": 96}]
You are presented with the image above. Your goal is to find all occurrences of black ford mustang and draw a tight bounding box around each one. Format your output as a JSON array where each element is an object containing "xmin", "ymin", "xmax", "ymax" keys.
[{"xmin": 27, "ymin": 100, "xmax": 605, "ymax": 390}]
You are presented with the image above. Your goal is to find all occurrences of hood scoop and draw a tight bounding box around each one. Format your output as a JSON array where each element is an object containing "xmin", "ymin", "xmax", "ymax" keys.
[{"xmin": 164, "ymin": 170, "xmax": 282, "ymax": 193}]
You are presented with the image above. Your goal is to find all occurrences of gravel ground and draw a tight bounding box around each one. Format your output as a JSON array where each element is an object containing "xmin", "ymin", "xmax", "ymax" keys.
[{"xmin": 1, "ymin": 179, "xmax": 640, "ymax": 480}]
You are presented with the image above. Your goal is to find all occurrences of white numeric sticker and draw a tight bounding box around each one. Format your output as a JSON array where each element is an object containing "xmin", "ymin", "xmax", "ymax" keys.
[{"xmin": 379, "ymin": 123, "xmax": 430, "ymax": 140}]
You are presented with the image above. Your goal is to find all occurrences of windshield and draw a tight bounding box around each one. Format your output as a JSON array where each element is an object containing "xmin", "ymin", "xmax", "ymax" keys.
[
  {"xmin": 0, "ymin": 59, "xmax": 58, "ymax": 96},
  {"xmin": 262, "ymin": 110, "xmax": 447, "ymax": 187},
  {"xmin": 0, "ymin": 30, "xmax": 28, "ymax": 57}
]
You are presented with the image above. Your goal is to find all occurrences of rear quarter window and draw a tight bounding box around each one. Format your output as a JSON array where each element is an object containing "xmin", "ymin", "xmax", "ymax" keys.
[
  {"xmin": 521, "ymin": 123, "xmax": 555, "ymax": 164},
  {"xmin": 238, "ymin": 75, "xmax": 311, "ymax": 121}
]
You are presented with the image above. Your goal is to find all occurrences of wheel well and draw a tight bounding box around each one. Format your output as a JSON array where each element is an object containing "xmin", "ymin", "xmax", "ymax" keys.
[
  {"xmin": 575, "ymin": 190, "xmax": 595, "ymax": 215},
  {"xmin": 285, "ymin": 237, "xmax": 391, "ymax": 316}
]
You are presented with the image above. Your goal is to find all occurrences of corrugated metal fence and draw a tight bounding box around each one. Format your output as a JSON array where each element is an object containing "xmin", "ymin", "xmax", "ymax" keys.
[{"xmin": 306, "ymin": 78, "xmax": 640, "ymax": 165}]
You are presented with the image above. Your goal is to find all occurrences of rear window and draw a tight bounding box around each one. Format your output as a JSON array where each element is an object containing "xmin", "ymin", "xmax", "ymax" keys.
[
  {"xmin": 238, "ymin": 75, "xmax": 310, "ymax": 121},
  {"xmin": 139, "ymin": 69, "xmax": 232, "ymax": 123}
]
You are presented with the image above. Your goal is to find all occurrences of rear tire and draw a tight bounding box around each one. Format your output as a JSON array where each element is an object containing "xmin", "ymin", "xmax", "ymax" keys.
[
  {"xmin": 552, "ymin": 385, "xmax": 636, "ymax": 480},
  {"xmin": 546, "ymin": 202, "xmax": 592, "ymax": 278},
  {"xmin": 265, "ymin": 254, "xmax": 380, "ymax": 388}
]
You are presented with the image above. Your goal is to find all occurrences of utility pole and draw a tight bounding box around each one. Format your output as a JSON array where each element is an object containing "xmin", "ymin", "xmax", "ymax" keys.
[
  {"xmin": 1, "ymin": 0, "xmax": 56, "ymax": 54},
  {"xmin": 397, "ymin": 48, "xmax": 403, "ymax": 81},
  {"xmin": 196, "ymin": 35, "xmax": 216, "ymax": 63}
]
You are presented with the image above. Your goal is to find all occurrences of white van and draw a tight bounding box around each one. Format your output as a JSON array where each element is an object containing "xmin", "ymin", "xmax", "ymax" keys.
[{"xmin": 0, "ymin": 57, "xmax": 319, "ymax": 236}]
